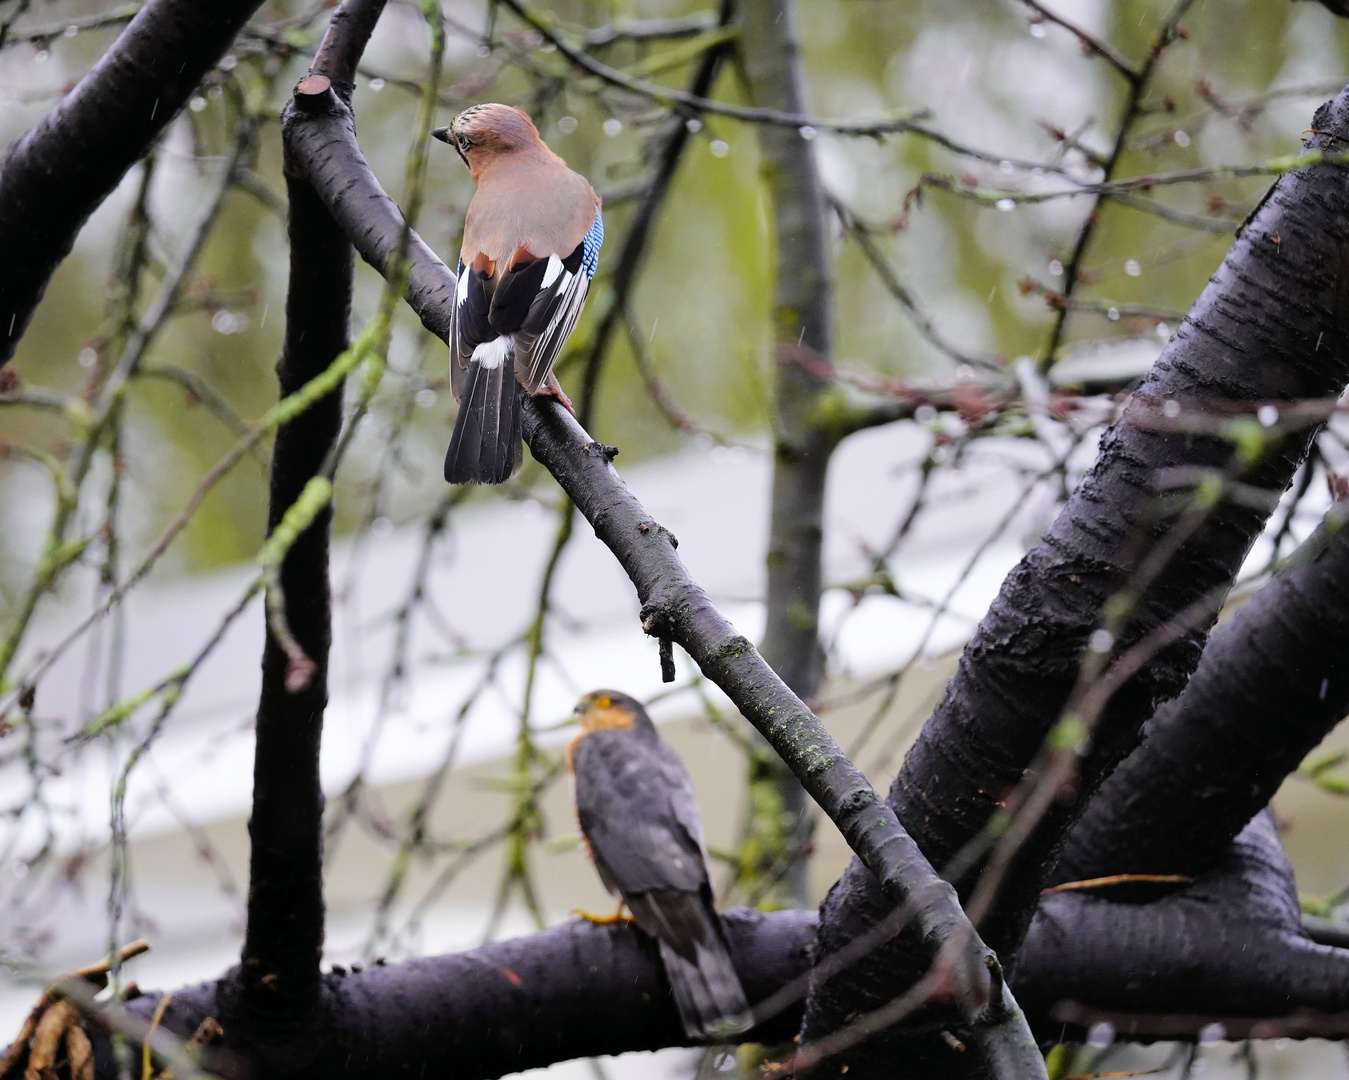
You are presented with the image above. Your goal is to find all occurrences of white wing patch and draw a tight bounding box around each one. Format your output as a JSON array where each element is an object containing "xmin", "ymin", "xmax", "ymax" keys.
[
  {"xmin": 526, "ymin": 271, "xmax": 588, "ymax": 388},
  {"xmin": 540, "ymin": 255, "xmax": 564, "ymax": 289},
  {"xmin": 455, "ymin": 269, "xmax": 470, "ymax": 305},
  {"xmin": 472, "ymin": 335, "xmax": 513, "ymax": 370}
]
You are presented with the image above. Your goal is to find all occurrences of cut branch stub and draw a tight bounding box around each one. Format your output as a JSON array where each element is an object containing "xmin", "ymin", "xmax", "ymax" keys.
[{"xmin": 294, "ymin": 74, "xmax": 335, "ymax": 106}]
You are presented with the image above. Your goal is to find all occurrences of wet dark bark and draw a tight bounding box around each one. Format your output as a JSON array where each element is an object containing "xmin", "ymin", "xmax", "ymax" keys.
[
  {"xmin": 1019, "ymin": 813, "xmax": 1349, "ymax": 1040},
  {"xmin": 1055, "ymin": 501, "xmax": 1349, "ymax": 887},
  {"xmin": 86, "ymin": 835, "xmax": 1349, "ymax": 1080},
  {"xmin": 0, "ymin": 0, "xmax": 265, "ymax": 366},
  {"xmin": 739, "ymin": 0, "xmax": 836, "ymax": 908},
  {"xmin": 802, "ymin": 87, "xmax": 1349, "ymax": 1077},
  {"xmin": 281, "ymin": 33, "xmax": 1045, "ymax": 1070},
  {"xmin": 104, "ymin": 909, "xmax": 815, "ymax": 1080}
]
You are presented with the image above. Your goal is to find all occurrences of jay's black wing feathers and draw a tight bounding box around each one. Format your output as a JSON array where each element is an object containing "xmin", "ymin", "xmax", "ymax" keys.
[
  {"xmin": 444, "ymin": 258, "xmax": 523, "ymax": 484},
  {"xmin": 445, "ymin": 211, "xmax": 600, "ymax": 485}
]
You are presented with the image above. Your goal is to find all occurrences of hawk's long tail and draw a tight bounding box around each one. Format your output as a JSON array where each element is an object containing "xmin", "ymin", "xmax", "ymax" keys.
[
  {"xmin": 444, "ymin": 341, "xmax": 525, "ymax": 484},
  {"xmin": 658, "ymin": 937, "xmax": 753, "ymax": 1041}
]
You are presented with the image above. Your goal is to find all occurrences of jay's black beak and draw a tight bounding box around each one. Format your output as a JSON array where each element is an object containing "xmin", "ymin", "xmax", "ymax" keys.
[{"xmin": 431, "ymin": 126, "xmax": 452, "ymax": 144}]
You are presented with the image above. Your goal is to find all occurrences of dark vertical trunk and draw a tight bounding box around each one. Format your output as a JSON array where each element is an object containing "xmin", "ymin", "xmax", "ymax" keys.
[
  {"xmin": 739, "ymin": 0, "xmax": 836, "ymax": 907},
  {"xmin": 227, "ymin": 165, "xmax": 351, "ymax": 1070}
]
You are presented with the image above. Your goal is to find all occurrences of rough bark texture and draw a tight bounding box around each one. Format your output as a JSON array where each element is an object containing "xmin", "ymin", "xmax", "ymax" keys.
[
  {"xmin": 0, "ymin": 0, "xmax": 265, "ymax": 366},
  {"xmin": 84, "ymin": 841, "xmax": 1349, "ymax": 1080},
  {"xmin": 740, "ymin": 0, "xmax": 836, "ymax": 908},
  {"xmin": 1055, "ymin": 502, "xmax": 1349, "ymax": 887},
  {"xmin": 279, "ymin": 90, "xmax": 456, "ymax": 343},
  {"xmin": 802, "ymin": 88, "xmax": 1349, "ymax": 1077},
  {"xmin": 100, "ymin": 910, "xmax": 814, "ymax": 1080}
]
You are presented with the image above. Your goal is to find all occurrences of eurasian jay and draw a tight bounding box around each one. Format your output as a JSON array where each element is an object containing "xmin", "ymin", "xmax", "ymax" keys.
[{"xmin": 432, "ymin": 104, "xmax": 603, "ymax": 485}]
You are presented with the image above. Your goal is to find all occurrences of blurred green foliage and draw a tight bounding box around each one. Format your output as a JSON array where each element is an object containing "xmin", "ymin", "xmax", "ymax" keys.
[{"xmin": 3, "ymin": 0, "xmax": 1349, "ymax": 603}]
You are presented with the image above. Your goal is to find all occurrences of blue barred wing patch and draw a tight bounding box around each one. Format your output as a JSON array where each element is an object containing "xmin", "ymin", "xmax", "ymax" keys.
[{"xmin": 581, "ymin": 211, "xmax": 603, "ymax": 279}]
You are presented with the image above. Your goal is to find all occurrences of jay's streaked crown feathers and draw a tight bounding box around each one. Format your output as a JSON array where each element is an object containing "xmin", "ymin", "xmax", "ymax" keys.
[{"xmin": 432, "ymin": 103, "xmax": 602, "ymax": 485}]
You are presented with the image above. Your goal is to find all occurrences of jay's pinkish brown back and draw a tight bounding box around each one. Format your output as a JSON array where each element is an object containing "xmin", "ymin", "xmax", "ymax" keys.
[{"xmin": 433, "ymin": 104, "xmax": 603, "ymax": 484}]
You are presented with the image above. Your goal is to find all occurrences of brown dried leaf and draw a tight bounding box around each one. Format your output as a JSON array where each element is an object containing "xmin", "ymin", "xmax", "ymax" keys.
[
  {"xmin": 0, "ymin": 992, "xmax": 55, "ymax": 1080},
  {"xmin": 25, "ymin": 1000, "xmax": 76, "ymax": 1080},
  {"xmin": 65, "ymin": 1024, "xmax": 93, "ymax": 1080}
]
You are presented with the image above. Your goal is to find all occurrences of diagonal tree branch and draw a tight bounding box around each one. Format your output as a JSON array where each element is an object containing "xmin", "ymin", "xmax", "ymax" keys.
[
  {"xmin": 278, "ymin": 55, "xmax": 1045, "ymax": 1078},
  {"xmin": 0, "ymin": 0, "xmax": 267, "ymax": 367}
]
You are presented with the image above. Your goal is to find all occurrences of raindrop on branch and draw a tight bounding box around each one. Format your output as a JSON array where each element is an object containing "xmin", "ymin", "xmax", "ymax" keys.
[{"xmin": 1086, "ymin": 1021, "xmax": 1114, "ymax": 1048}]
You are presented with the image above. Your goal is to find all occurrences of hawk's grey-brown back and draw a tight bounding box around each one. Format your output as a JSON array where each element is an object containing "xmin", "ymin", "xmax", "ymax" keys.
[{"xmin": 569, "ymin": 690, "xmax": 751, "ymax": 1041}]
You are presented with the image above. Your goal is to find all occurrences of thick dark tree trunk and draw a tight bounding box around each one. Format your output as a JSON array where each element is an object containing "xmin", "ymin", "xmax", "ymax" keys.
[
  {"xmin": 1055, "ymin": 500, "xmax": 1349, "ymax": 886},
  {"xmin": 802, "ymin": 86, "xmax": 1349, "ymax": 1077},
  {"xmin": 219, "ymin": 170, "xmax": 351, "ymax": 1071},
  {"xmin": 1019, "ymin": 813, "xmax": 1349, "ymax": 1039},
  {"xmin": 0, "ymin": 0, "xmax": 266, "ymax": 366}
]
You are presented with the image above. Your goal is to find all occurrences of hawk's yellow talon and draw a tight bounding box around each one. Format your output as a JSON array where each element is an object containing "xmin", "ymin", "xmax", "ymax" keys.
[{"xmin": 572, "ymin": 904, "xmax": 632, "ymax": 925}]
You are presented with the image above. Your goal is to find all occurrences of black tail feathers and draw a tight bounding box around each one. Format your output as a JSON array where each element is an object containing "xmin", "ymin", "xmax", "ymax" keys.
[
  {"xmin": 444, "ymin": 356, "xmax": 526, "ymax": 484},
  {"xmin": 658, "ymin": 938, "xmax": 753, "ymax": 1042}
]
